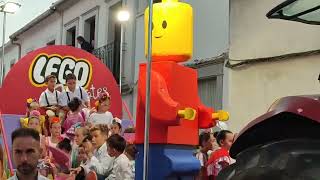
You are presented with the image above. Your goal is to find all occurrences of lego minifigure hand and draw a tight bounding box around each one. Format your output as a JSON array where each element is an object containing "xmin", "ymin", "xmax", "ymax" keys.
[
  {"xmin": 178, "ymin": 108, "xmax": 196, "ymax": 120},
  {"xmin": 212, "ymin": 110, "xmax": 229, "ymax": 121}
]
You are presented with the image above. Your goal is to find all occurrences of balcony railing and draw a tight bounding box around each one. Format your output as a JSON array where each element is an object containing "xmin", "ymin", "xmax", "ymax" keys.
[{"xmin": 92, "ymin": 41, "xmax": 115, "ymax": 74}]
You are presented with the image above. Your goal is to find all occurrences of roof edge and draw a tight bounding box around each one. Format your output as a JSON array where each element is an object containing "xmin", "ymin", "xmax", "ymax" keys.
[{"xmin": 9, "ymin": 0, "xmax": 70, "ymax": 40}]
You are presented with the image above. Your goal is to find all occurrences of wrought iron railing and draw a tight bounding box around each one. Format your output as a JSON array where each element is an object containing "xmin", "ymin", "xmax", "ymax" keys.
[{"xmin": 93, "ymin": 42, "xmax": 115, "ymax": 74}]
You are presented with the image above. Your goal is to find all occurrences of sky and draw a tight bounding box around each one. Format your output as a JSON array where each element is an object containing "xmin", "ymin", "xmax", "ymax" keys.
[{"xmin": 0, "ymin": 0, "xmax": 58, "ymax": 44}]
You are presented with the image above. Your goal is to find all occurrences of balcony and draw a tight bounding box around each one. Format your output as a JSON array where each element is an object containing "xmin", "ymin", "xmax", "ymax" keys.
[
  {"xmin": 92, "ymin": 41, "xmax": 132, "ymax": 94},
  {"xmin": 93, "ymin": 41, "xmax": 122, "ymax": 84}
]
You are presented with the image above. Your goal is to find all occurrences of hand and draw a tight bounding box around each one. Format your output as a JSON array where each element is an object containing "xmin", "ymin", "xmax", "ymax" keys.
[
  {"xmin": 47, "ymin": 106, "xmax": 58, "ymax": 111},
  {"xmin": 212, "ymin": 110, "xmax": 229, "ymax": 121},
  {"xmin": 70, "ymin": 167, "xmax": 82, "ymax": 175},
  {"xmin": 86, "ymin": 122, "xmax": 93, "ymax": 129},
  {"xmin": 89, "ymin": 107, "xmax": 97, "ymax": 114},
  {"xmin": 178, "ymin": 108, "xmax": 196, "ymax": 120}
]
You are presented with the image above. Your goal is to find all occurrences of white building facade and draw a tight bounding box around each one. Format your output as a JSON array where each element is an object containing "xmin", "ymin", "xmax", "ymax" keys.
[
  {"xmin": 3, "ymin": 0, "xmax": 229, "ymax": 122},
  {"xmin": 225, "ymin": 0, "xmax": 320, "ymax": 131}
]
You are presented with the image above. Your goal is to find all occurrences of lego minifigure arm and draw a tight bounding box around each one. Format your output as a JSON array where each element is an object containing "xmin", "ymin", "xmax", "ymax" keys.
[
  {"xmin": 198, "ymin": 103, "xmax": 229, "ymax": 129},
  {"xmin": 198, "ymin": 104, "xmax": 215, "ymax": 129},
  {"xmin": 139, "ymin": 70, "xmax": 181, "ymax": 125}
]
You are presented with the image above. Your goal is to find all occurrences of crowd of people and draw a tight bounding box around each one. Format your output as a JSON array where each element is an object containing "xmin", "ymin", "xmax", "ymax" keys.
[
  {"xmin": 7, "ymin": 72, "xmax": 235, "ymax": 180},
  {"xmin": 196, "ymin": 130, "xmax": 235, "ymax": 180},
  {"xmin": 13, "ymin": 73, "xmax": 136, "ymax": 180}
]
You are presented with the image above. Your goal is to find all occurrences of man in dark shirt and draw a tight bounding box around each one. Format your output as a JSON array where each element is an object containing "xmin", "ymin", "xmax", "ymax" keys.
[{"xmin": 77, "ymin": 36, "xmax": 94, "ymax": 53}]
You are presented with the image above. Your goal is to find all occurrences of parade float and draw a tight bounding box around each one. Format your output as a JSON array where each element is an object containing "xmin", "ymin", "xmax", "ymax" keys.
[
  {"xmin": 135, "ymin": 0, "xmax": 229, "ymax": 179},
  {"xmin": 0, "ymin": 45, "xmax": 123, "ymax": 175}
]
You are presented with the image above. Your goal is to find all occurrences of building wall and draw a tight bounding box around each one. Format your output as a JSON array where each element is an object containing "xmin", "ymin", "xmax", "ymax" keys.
[
  {"xmin": 2, "ymin": 0, "xmax": 137, "ymax": 118},
  {"xmin": 61, "ymin": 0, "xmax": 108, "ymax": 48},
  {"xmin": 3, "ymin": 0, "xmax": 229, "ymax": 121},
  {"xmin": 18, "ymin": 12, "xmax": 61, "ymax": 56},
  {"xmin": 229, "ymin": 0, "xmax": 320, "ymax": 60},
  {"xmin": 227, "ymin": 0, "xmax": 320, "ymax": 132}
]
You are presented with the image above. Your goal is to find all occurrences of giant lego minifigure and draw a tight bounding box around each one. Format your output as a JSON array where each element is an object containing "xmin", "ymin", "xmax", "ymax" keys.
[{"xmin": 135, "ymin": 0, "xmax": 229, "ymax": 179}]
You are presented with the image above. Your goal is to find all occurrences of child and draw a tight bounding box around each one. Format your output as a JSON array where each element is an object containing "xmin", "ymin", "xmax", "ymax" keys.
[
  {"xmin": 60, "ymin": 73, "xmax": 90, "ymax": 110},
  {"xmin": 38, "ymin": 117, "xmax": 63, "ymax": 178},
  {"xmin": 53, "ymin": 138, "xmax": 74, "ymax": 180},
  {"xmin": 21, "ymin": 99, "xmax": 47, "ymax": 136},
  {"xmin": 110, "ymin": 118, "xmax": 122, "ymax": 136},
  {"xmin": 82, "ymin": 124, "xmax": 114, "ymax": 178},
  {"xmin": 124, "ymin": 144, "xmax": 137, "ymax": 180},
  {"xmin": 88, "ymin": 93, "xmax": 113, "ymax": 126},
  {"xmin": 72, "ymin": 135, "xmax": 99, "ymax": 180},
  {"xmin": 39, "ymin": 75, "xmax": 61, "ymax": 112},
  {"xmin": 27, "ymin": 110, "xmax": 42, "ymax": 134},
  {"xmin": 71, "ymin": 127, "xmax": 89, "ymax": 168},
  {"xmin": 206, "ymin": 130, "xmax": 234, "ymax": 180},
  {"xmin": 208, "ymin": 132, "xmax": 220, "ymax": 157},
  {"xmin": 63, "ymin": 97, "xmax": 86, "ymax": 133},
  {"xmin": 196, "ymin": 132, "xmax": 214, "ymax": 180},
  {"xmin": 106, "ymin": 134, "xmax": 133, "ymax": 180},
  {"xmin": 46, "ymin": 117, "xmax": 64, "ymax": 148},
  {"xmin": 57, "ymin": 138, "xmax": 72, "ymax": 155}
]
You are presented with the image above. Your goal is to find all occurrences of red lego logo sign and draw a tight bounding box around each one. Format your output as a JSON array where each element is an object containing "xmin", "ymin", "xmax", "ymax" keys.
[
  {"xmin": 28, "ymin": 53, "xmax": 93, "ymax": 88},
  {"xmin": 0, "ymin": 45, "xmax": 122, "ymax": 117}
]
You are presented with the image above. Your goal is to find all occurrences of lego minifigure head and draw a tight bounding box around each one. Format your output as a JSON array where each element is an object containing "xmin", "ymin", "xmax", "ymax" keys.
[{"xmin": 145, "ymin": 0, "xmax": 193, "ymax": 62}]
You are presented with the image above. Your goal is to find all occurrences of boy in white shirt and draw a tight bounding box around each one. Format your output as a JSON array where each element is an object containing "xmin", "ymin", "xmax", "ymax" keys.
[
  {"xmin": 74, "ymin": 124, "xmax": 114, "ymax": 179},
  {"xmin": 106, "ymin": 134, "xmax": 133, "ymax": 180},
  {"xmin": 39, "ymin": 75, "xmax": 61, "ymax": 112},
  {"xmin": 60, "ymin": 73, "xmax": 90, "ymax": 110}
]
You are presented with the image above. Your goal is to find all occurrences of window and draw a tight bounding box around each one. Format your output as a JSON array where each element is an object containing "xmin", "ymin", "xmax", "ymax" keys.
[
  {"xmin": 47, "ymin": 40, "xmax": 55, "ymax": 46},
  {"xmin": 66, "ymin": 26, "xmax": 76, "ymax": 47},
  {"xmin": 84, "ymin": 16, "xmax": 96, "ymax": 48},
  {"xmin": 198, "ymin": 77, "xmax": 220, "ymax": 109}
]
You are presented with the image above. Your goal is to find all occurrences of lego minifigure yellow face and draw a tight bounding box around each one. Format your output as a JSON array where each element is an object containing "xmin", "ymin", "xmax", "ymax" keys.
[{"xmin": 145, "ymin": 0, "xmax": 193, "ymax": 62}]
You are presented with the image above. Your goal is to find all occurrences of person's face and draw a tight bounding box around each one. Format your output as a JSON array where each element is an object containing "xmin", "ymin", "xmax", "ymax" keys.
[
  {"xmin": 47, "ymin": 78, "xmax": 56, "ymax": 90},
  {"xmin": 98, "ymin": 100, "xmax": 110, "ymax": 112},
  {"xmin": 74, "ymin": 129, "xmax": 85, "ymax": 145},
  {"xmin": 12, "ymin": 137, "xmax": 41, "ymax": 176},
  {"xmin": 78, "ymin": 147, "xmax": 87, "ymax": 161},
  {"xmin": 29, "ymin": 102, "xmax": 39, "ymax": 111},
  {"xmin": 111, "ymin": 124, "xmax": 121, "ymax": 135},
  {"xmin": 210, "ymin": 134, "xmax": 219, "ymax": 150},
  {"xmin": 66, "ymin": 79, "xmax": 76, "ymax": 91},
  {"xmin": 91, "ymin": 130, "xmax": 107, "ymax": 148},
  {"xmin": 203, "ymin": 135, "xmax": 215, "ymax": 151},
  {"xmin": 28, "ymin": 118, "xmax": 40, "ymax": 130},
  {"xmin": 82, "ymin": 141, "xmax": 94, "ymax": 155},
  {"xmin": 50, "ymin": 123, "xmax": 61, "ymax": 137},
  {"xmin": 220, "ymin": 133, "xmax": 234, "ymax": 150},
  {"xmin": 107, "ymin": 144, "xmax": 117, "ymax": 157}
]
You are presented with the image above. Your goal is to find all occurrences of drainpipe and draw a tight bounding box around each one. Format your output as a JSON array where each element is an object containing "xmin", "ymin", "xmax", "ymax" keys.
[{"xmin": 10, "ymin": 38, "xmax": 21, "ymax": 60}]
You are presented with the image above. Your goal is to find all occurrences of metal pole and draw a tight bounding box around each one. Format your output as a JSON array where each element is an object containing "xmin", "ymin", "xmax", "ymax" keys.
[
  {"xmin": 143, "ymin": 0, "xmax": 153, "ymax": 180},
  {"xmin": 119, "ymin": 23, "xmax": 124, "ymax": 94},
  {"xmin": 1, "ymin": 12, "xmax": 5, "ymax": 86}
]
